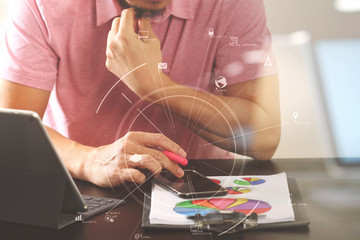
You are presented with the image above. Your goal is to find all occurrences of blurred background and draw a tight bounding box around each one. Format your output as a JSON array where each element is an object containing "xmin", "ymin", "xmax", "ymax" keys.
[
  {"xmin": 1, "ymin": 0, "xmax": 359, "ymax": 160},
  {"xmin": 0, "ymin": 0, "xmax": 9, "ymax": 38},
  {"xmin": 264, "ymin": 0, "xmax": 360, "ymax": 159}
]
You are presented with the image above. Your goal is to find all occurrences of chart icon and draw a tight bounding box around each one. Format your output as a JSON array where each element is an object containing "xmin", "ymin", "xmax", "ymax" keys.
[
  {"xmin": 173, "ymin": 198, "xmax": 271, "ymax": 216},
  {"xmin": 210, "ymin": 179, "xmax": 252, "ymax": 194},
  {"xmin": 234, "ymin": 178, "xmax": 265, "ymax": 186},
  {"xmin": 226, "ymin": 187, "xmax": 251, "ymax": 195}
]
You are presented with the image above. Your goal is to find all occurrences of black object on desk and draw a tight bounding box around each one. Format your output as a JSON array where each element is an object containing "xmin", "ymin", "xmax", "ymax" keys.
[
  {"xmin": 0, "ymin": 109, "xmax": 126, "ymax": 229},
  {"xmin": 189, "ymin": 211, "xmax": 258, "ymax": 234}
]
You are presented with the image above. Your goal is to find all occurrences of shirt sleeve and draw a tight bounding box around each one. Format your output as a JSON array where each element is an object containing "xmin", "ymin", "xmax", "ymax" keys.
[
  {"xmin": 212, "ymin": 0, "xmax": 277, "ymax": 86},
  {"xmin": 0, "ymin": 0, "xmax": 58, "ymax": 91}
]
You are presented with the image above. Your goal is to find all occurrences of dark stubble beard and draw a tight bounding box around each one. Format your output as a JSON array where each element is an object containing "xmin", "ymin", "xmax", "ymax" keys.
[{"xmin": 118, "ymin": 0, "xmax": 166, "ymax": 18}]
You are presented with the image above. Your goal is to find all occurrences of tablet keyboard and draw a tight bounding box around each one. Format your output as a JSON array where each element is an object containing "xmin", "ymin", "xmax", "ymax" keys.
[{"xmin": 76, "ymin": 195, "xmax": 126, "ymax": 220}]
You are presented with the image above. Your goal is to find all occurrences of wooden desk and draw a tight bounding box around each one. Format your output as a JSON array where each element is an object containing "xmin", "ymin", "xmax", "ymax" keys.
[{"xmin": 1, "ymin": 158, "xmax": 359, "ymax": 240}]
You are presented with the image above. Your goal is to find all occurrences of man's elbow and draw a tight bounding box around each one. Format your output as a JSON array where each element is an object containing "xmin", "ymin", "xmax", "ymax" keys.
[{"xmin": 248, "ymin": 129, "xmax": 281, "ymax": 161}]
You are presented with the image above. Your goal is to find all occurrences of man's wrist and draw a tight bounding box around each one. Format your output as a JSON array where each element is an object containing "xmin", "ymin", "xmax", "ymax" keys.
[
  {"xmin": 67, "ymin": 142, "xmax": 93, "ymax": 181},
  {"xmin": 145, "ymin": 72, "xmax": 179, "ymax": 102}
]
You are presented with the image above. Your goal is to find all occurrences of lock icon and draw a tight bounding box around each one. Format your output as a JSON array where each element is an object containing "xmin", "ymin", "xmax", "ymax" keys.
[{"xmin": 209, "ymin": 28, "xmax": 214, "ymax": 37}]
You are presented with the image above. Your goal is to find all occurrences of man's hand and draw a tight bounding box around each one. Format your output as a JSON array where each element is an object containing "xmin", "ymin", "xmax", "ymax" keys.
[
  {"xmin": 105, "ymin": 9, "xmax": 166, "ymax": 99},
  {"xmin": 83, "ymin": 132, "xmax": 186, "ymax": 188}
]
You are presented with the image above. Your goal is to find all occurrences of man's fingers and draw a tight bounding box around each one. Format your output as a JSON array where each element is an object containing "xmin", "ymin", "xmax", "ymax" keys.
[
  {"xmin": 125, "ymin": 132, "xmax": 187, "ymax": 158},
  {"xmin": 107, "ymin": 17, "xmax": 121, "ymax": 56},
  {"xmin": 118, "ymin": 168, "xmax": 146, "ymax": 184},
  {"xmin": 122, "ymin": 140, "xmax": 183, "ymax": 178},
  {"xmin": 127, "ymin": 154, "xmax": 163, "ymax": 177},
  {"xmin": 110, "ymin": 17, "xmax": 121, "ymax": 34},
  {"xmin": 108, "ymin": 17, "xmax": 120, "ymax": 46},
  {"xmin": 136, "ymin": 145, "xmax": 184, "ymax": 178},
  {"xmin": 138, "ymin": 17, "xmax": 156, "ymax": 39},
  {"xmin": 119, "ymin": 8, "xmax": 136, "ymax": 35}
]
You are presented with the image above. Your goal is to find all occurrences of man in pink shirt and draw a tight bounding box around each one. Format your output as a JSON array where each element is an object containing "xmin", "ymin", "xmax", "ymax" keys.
[{"xmin": 0, "ymin": 0, "xmax": 280, "ymax": 187}]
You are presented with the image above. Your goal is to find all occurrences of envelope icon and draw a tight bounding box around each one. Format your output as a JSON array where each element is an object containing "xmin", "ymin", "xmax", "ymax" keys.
[{"xmin": 158, "ymin": 62, "xmax": 168, "ymax": 70}]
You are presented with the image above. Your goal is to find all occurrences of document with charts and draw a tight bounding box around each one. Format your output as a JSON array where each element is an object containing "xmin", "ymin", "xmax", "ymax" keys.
[{"xmin": 149, "ymin": 172, "xmax": 295, "ymax": 225}]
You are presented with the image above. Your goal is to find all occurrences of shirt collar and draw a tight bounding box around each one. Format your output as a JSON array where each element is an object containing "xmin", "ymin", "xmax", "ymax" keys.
[{"xmin": 96, "ymin": 0, "xmax": 195, "ymax": 26}]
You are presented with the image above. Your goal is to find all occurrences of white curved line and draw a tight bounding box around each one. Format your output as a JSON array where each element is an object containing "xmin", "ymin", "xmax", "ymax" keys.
[{"xmin": 96, "ymin": 63, "xmax": 147, "ymax": 113}]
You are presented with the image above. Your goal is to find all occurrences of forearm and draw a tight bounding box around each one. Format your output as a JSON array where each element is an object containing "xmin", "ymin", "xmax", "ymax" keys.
[
  {"xmin": 149, "ymin": 74, "xmax": 281, "ymax": 160},
  {"xmin": 104, "ymin": 11, "xmax": 280, "ymax": 160},
  {"xmin": 44, "ymin": 126, "xmax": 93, "ymax": 180},
  {"xmin": 183, "ymin": 116, "xmax": 280, "ymax": 160}
]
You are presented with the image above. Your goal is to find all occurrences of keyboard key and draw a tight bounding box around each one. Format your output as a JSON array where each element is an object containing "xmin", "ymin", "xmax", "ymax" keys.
[
  {"xmin": 92, "ymin": 198, "xmax": 103, "ymax": 202},
  {"xmin": 83, "ymin": 196, "xmax": 93, "ymax": 200},
  {"xmin": 88, "ymin": 204, "xmax": 100, "ymax": 208}
]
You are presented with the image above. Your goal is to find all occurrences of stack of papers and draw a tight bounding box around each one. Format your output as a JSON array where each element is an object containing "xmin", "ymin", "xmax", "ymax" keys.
[{"xmin": 149, "ymin": 172, "xmax": 295, "ymax": 225}]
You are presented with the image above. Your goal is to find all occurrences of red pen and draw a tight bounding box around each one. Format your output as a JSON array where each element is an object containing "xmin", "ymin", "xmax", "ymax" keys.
[{"xmin": 163, "ymin": 150, "xmax": 188, "ymax": 166}]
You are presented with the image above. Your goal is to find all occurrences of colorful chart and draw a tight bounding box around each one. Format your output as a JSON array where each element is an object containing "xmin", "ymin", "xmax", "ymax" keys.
[
  {"xmin": 173, "ymin": 198, "xmax": 271, "ymax": 216},
  {"xmin": 210, "ymin": 179, "xmax": 251, "ymax": 194},
  {"xmin": 234, "ymin": 178, "xmax": 265, "ymax": 186},
  {"xmin": 226, "ymin": 187, "xmax": 251, "ymax": 195}
]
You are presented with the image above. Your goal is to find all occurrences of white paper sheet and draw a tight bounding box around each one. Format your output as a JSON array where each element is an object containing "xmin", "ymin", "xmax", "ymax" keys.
[{"xmin": 149, "ymin": 172, "xmax": 295, "ymax": 225}]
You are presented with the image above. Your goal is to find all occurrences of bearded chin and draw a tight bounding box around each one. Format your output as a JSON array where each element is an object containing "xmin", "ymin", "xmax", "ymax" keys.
[
  {"xmin": 119, "ymin": 0, "xmax": 166, "ymax": 18},
  {"xmin": 132, "ymin": 6, "xmax": 165, "ymax": 18}
]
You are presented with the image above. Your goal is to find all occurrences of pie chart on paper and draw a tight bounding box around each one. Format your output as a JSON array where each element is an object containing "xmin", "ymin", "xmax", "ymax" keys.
[
  {"xmin": 210, "ymin": 179, "xmax": 251, "ymax": 194},
  {"xmin": 234, "ymin": 178, "xmax": 266, "ymax": 186},
  {"xmin": 226, "ymin": 187, "xmax": 251, "ymax": 195},
  {"xmin": 173, "ymin": 198, "xmax": 272, "ymax": 216}
]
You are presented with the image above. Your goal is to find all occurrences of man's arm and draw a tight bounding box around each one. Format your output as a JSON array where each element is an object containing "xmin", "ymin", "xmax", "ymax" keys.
[
  {"xmin": 159, "ymin": 74, "xmax": 281, "ymax": 161},
  {"xmin": 0, "ymin": 78, "xmax": 186, "ymax": 187},
  {"xmin": 134, "ymin": 73, "xmax": 281, "ymax": 161},
  {"xmin": 0, "ymin": 78, "xmax": 88, "ymax": 177},
  {"xmin": 106, "ymin": 9, "xmax": 281, "ymax": 160}
]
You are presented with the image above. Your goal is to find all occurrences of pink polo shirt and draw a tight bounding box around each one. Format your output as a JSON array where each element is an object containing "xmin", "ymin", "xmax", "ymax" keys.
[{"xmin": 0, "ymin": 0, "xmax": 277, "ymax": 159}]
